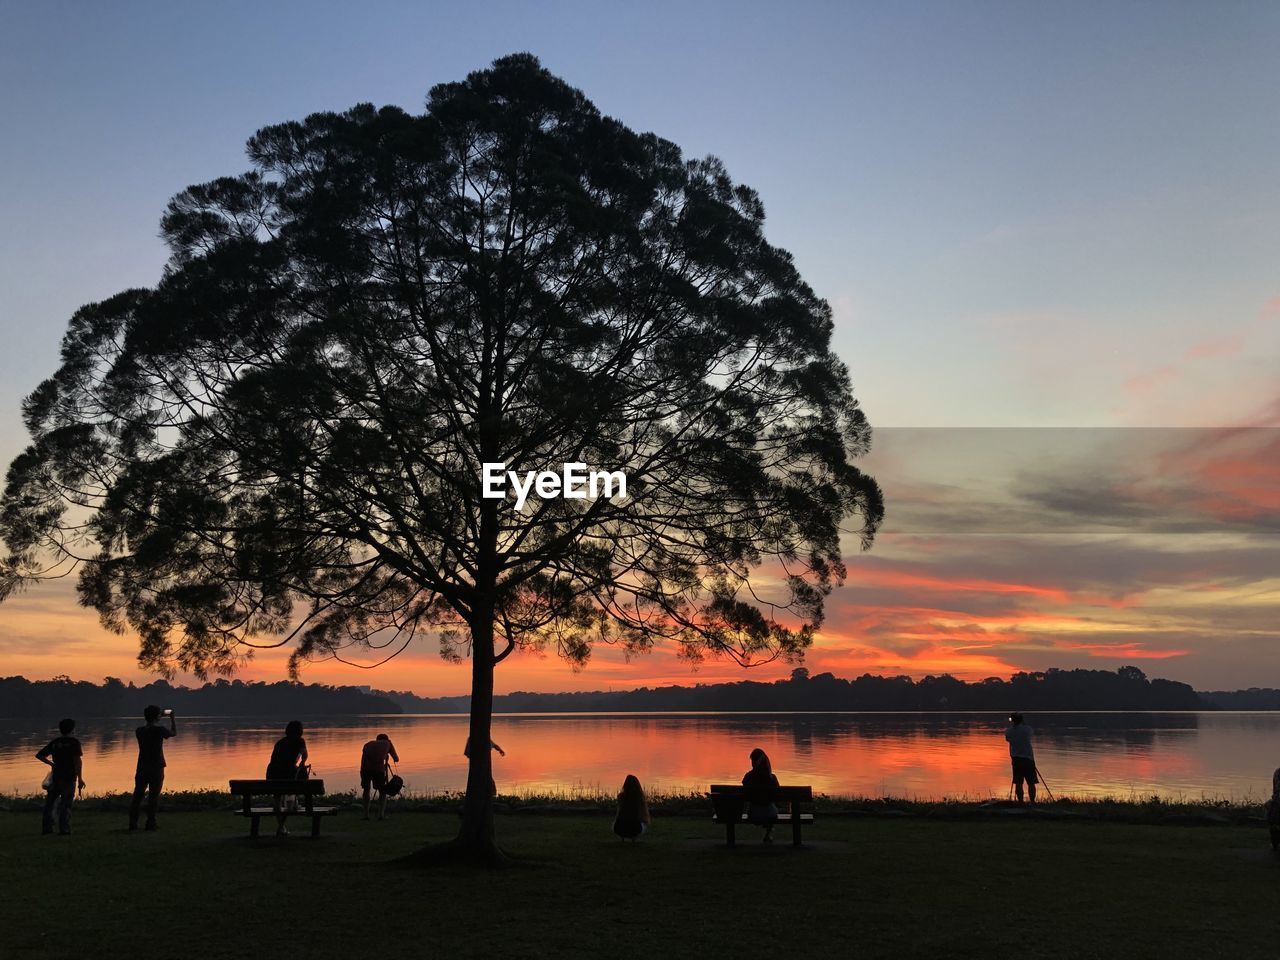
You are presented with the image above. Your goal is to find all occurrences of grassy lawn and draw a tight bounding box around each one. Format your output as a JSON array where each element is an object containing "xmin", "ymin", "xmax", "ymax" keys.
[{"xmin": 3, "ymin": 808, "xmax": 1276, "ymax": 959}]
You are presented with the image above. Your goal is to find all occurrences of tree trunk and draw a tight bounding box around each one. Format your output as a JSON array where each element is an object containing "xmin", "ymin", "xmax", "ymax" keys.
[
  {"xmin": 407, "ymin": 612, "xmax": 508, "ymax": 867},
  {"xmin": 454, "ymin": 612, "xmax": 504, "ymax": 862},
  {"xmin": 419, "ymin": 340, "xmax": 506, "ymax": 866}
]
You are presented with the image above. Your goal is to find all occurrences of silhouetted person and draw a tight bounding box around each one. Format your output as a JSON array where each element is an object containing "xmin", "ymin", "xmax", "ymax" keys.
[
  {"xmin": 130, "ymin": 705, "xmax": 176, "ymax": 831},
  {"xmin": 1268, "ymin": 768, "xmax": 1280, "ymax": 851},
  {"xmin": 613, "ymin": 774, "xmax": 651, "ymax": 840},
  {"xmin": 36, "ymin": 718, "xmax": 84, "ymax": 835},
  {"xmin": 1005, "ymin": 712, "xmax": 1037, "ymax": 804},
  {"xmin": 266, "ymin": 720, "xmax": 308, "ymax": 836},
  {"xmin": 742, "ymin": 747, "xmax": 780, "ymax": 843},
  {"xmin": 464, "ymin": 736, "xmax": 505, "ymax": 797},
  {"xmin": 360, "ymin": 733, "xmax": 400, "ymax": 821}
]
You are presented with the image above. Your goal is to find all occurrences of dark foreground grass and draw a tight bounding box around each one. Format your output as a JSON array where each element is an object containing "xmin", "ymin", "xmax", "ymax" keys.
[{"xmin": 3, "ymin": 809, "xmax": 1277, "ymax": 960}]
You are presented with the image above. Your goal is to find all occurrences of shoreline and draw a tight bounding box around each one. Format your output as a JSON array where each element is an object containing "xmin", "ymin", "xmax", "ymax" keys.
[{"xmin": 3, "ymin": 788, "xmax": 1270, "ymax": 826}]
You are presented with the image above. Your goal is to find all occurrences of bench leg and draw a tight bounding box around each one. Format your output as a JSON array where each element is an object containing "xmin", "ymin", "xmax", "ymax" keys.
[
  {"xmin": 250, "ymin": 814, "xmax": 260, "ymax": 839},
  {"xmin": 311, "ymin": 815, "xmax": 321, "ymax": 839},
  {"xmin": 726, "ymin": 821, "xmax": 735, "ymax": 848},
  {"xmin": 793, "ymin": 817, "xmax": 802, "ymax": 847}
]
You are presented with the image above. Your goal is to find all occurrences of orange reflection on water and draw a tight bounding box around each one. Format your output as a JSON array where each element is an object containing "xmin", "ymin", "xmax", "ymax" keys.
[{"xmin": 1, "ymin": 713, "xmax": 1273, "ymax": 800}]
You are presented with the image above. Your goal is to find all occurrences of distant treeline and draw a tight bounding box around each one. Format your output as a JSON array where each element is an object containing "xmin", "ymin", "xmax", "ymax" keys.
[
  {"xmin": 387, "ymin": 666, "xmax": 1204, "ymax": 714},
  {"xmin": 1199, "ymin": 689, "xmax": 1280, "ymax": 710},
  {"xmin": 0, "ymin": 666, "xmax": 1224, "ymax": 718},
  {"xmin": 0, "ymin": 675, "xmax": 400, "ymax": 718}
]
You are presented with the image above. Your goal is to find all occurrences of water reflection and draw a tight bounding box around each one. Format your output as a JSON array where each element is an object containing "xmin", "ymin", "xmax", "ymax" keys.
[{"xmin": 0, "ymin": 712, "xmax": 1273, "ymax": 800}]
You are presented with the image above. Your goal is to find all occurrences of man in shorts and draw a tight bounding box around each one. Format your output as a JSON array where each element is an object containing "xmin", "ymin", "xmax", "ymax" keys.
[
  {"xmin": 36, "ymin": 718, "xmax": 85, "ymax": 835},
  {"xmin": 360, "ymin": 733, "xmax": 400, "ymax": 821},
  {"xmin": 1005, "ymin": 712, "xmax": 1037, "ymax": 804}
]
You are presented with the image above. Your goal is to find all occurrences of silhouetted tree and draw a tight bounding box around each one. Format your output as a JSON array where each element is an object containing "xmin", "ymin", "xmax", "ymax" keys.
[{"xmin": 0, "ymin": 55, "xmax": 882, "ymax": 861}]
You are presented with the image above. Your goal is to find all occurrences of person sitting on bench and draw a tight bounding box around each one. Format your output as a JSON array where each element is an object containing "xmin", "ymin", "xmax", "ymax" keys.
[
  {"xmin": 742, "ymin": 747, "xmax": 780, "ymax": 843},
  {"xmin": 613, "ymin": 774, "xmax": 651, "ymax": 840},
  {"xmin": 265, "ymin": 720, "xmax": 308, "ymax": 836}
]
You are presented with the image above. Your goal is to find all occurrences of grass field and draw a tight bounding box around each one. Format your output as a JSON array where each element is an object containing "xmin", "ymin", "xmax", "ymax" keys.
[{"xmin": 3, "ymin": 807, "xmax": 1277, "ymax": 959}]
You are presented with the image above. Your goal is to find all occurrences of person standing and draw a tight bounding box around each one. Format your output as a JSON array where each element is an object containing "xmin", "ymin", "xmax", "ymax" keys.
[
  {"xmin": 360, "ymin": 733, "xmax": 400, "ymax": 821},
  {"xmin": 1005, "ymin": 712, "xmax": 1037, "ymax": 804},
  {"xmin": 1268, "ymin": 767, "xmax": 1280, "ymax": 851},
  {"xmin": 129, "ymin": 705, "xmax": 176, "ymax": 831},
  {"xmin": 35, "ymin": 718, "xmax": 84, "ymax": 835}
]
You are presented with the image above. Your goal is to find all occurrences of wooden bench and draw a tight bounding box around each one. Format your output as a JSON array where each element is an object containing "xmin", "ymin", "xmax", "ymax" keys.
[
  {"xmin": 228, "ymin": 779, "xmax": 337, "ymax": 838},
  {"xmin": 709, "ymin": 784, "xmax": 815, "ymax": 847}
]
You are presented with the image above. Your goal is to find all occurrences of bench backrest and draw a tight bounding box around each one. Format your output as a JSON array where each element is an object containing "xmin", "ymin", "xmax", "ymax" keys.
[
  {"xmin": 709, "ymin": 784, "xmax": 813, "ymax": 802},
  {"xmin": 709, "ymin": 783, "xmax": 812, "ymax": 819},
  {"xmin": 229, "ymin": 779, "xmax": 326, "ymax": 796}
]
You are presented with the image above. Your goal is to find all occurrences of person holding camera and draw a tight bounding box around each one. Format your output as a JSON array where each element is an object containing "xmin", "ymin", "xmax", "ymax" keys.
[
  {"xmin": 36, "ymin": 717, "xmax": 85, "ymax": 835},
  {"xmin": 1005, "ymin": 712, "xmax": 1037, "ymax": 804},
  {"xmin": 129, "ymin": 705, "xmax": 176, "ymax": 831}
]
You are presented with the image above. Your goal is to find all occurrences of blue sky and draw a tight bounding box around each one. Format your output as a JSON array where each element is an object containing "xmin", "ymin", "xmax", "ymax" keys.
[{"xmin": 1, "ymin": 1, "xmax": 1277, "ymax": 690}]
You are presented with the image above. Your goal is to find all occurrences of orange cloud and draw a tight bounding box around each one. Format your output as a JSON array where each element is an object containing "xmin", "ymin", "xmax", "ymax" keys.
[
  {"xmin": 807, "ymin": 638, "xmax": 1021, "ymax": 680},
  {"xmin": 1051, "ymin": 641, "xmax": 1188, "ymax": 660},
  {"xmin": 0, "ymin": 524, "xmax": 1267, "ymax": 694},
  {"xmin": 847, "ymin": 564, "xmax": 1073, "ymax": 603},
  {"xmin": 846, "ymin": 562, "xmax": 1146, "ymax": 610},
  {"xmin": 1146, "ymin": 425, "xmax": 1280, "ymax": 522}
]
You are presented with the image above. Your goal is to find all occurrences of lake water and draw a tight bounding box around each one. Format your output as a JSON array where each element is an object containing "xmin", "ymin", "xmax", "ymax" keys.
[{"xmin": 4, "ymin": 712, "xmax": 1279, "ymax": 801}]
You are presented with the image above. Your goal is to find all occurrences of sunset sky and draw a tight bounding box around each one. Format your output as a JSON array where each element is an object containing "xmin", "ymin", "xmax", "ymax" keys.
[{"xmin": 1, "ymin": 1, "xmax": 1277, "ymax": 694}]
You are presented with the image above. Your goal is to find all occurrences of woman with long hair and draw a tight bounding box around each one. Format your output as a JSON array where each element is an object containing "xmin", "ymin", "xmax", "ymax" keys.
[
  {"xmin": 742, "ymin": 747, "xmax": 780, "ymax": 843},
  {"xmin": 613, "ymin": 774, "xmax": 651, "ymax": 840}
]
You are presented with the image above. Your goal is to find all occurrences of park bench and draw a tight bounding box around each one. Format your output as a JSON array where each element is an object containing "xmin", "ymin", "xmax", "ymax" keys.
[
  {"xmin": 228, "ymin": 779, "xmax": 337, "ymax": 838},
  {"xmin": 708, "ymin": 783, "xmax": 815, "ymax": 847}
]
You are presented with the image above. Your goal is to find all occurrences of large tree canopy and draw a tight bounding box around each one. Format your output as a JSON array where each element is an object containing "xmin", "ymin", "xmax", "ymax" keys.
[{"xmin": 1, "ymin": 54, "xmax": 882, "ymax": 856}]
